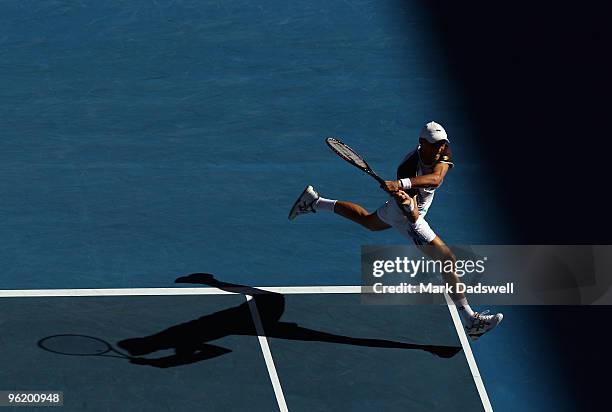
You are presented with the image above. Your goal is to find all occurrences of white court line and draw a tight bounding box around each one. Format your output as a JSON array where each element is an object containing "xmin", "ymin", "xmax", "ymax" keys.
[
  {"xmin": 0, "ymin": 286, "xmax": 489, "ymax": 411},
  {"xmin": 444, "ymin": 293, "xmax": 493, "ymax": 412},
  {"xmin": 0, "ymin": 286, "xmax": 362, "ymax": 298},
  {"xmin": 246, "ymin": 295, "xmax": 289, "ymax": 412}
]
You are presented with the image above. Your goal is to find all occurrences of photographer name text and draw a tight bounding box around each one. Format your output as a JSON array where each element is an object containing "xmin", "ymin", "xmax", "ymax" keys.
[{"xmin": 372, "ymin": 282, "xmax": 514, "ymax": 294}]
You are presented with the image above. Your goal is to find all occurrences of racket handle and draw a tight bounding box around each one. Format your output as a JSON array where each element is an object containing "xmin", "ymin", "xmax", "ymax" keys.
[{"xmin": 371, "ymin": 174, "xmax": 386, "ymax": 185}]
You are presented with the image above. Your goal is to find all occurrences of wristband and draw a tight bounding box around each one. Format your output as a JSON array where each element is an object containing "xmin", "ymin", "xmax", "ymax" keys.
[{"xmin": 399, "ymin": 178, "xmax": 412, "ymax": 190}]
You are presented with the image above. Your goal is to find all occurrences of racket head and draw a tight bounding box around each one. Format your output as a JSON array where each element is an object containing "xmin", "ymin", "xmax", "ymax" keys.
[
  {"xmin": 38, "ymin": 334, "xmax": 115, "ymax": 356},
  {"xmin": 325, "ymin": 137, "xmax": 370, "ymax": 170},
  {"xmin": 325, "ymin": 137, "xmax": 384, "ymax": 183}
]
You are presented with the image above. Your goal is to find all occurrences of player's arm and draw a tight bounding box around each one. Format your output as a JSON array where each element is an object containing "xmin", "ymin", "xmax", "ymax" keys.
[{"xmin": 382, "ymin": 162, "xmax": 450, "ymax": 192}]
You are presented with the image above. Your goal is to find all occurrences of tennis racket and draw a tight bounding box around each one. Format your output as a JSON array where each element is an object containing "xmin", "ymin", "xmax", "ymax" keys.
[
  {"xmin": 325, "ymin": 137, "xmax": 386, "ymax": 185},
  {"xmin": 38, "ymin": 334, "xmax": 134, "ymax": 360},
  {"xmin": 326, "ymin": 137, "xmax": 416, "ymax": 219}
]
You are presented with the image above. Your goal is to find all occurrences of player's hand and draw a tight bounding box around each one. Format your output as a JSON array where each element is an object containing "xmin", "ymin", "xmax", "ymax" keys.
[
  {"xmin": 391, "ymin": 190, "xmax": 419, "ymax": 223},
  {"xmin": 391, "ymin": 190, "xmax": 411, "ymax": 205},
  {"xmin": 381, "ymin": 180, "xmax": 401, "ymax": 192}
]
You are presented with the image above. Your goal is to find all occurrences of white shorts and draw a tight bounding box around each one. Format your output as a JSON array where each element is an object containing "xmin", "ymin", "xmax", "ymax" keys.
[{"xmin": 375, "ymin": 200, "xmax": 437, "ymax": 245}]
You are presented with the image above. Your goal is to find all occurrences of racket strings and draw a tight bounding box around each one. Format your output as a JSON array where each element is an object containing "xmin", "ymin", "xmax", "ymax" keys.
[{"xmin": 327, "ymin": 139, "xmax": 368, "ymax": 169}]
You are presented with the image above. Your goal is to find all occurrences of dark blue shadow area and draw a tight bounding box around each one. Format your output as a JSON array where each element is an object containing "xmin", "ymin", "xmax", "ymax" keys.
[
  {"xmin": 470, "ymin": 307, "xmax": 576, "ymax": 412},
  {"xmin": 268, "ymin": 293, "xmax": 479, "ymax": 411},
  {"xmin": 1, "ymin": 275, "xmax": 468, "ymax": 411},
  {"xmin": 0, "ymin": 294, "xmax": 278, "ymax": 411},
  {"xmin": 115, "ymin": 274, "xmax": 462, "ymax": 363}
]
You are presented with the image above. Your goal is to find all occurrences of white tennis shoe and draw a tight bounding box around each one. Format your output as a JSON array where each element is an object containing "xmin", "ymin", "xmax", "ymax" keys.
[
  {"xmin": 465, "ymin": 310, "xmax": 503, "ymax": 340},
  {"xmin": 288, "ymin": 185, "xmax": 320, "ymax": 220}
]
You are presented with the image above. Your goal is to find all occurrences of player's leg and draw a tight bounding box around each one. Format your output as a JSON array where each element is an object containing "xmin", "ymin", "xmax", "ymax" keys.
[
  {"xmin": 419, "ymin": 235, "xmax": 503, "ymax": 340},
  {"xmin": 418, "ymin": 236, "xmax": 465, "ymax": 302},
  {"xmin": 334, "ymin": 201, "xmax": 391, "ymax": 231},
  {"xmin": 288, "ymin": 185, "xmax": 391, "ymax": 231}
]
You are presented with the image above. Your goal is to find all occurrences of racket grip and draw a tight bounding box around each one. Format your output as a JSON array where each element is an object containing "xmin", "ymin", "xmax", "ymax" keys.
[{"xmin": 373, "ymin": 175, "xmax": 386, "ymax": 185}]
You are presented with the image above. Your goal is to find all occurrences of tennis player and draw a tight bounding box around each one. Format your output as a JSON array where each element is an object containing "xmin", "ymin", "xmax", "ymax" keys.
[{"xmin": 288, "ymin": 121, "xmax": 502, "ymax": 340}]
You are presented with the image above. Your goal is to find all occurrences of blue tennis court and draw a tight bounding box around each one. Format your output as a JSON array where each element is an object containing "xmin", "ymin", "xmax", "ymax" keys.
[{"xmin": 0, "ymin": 1, "xmax": 577, "ymax": 411}]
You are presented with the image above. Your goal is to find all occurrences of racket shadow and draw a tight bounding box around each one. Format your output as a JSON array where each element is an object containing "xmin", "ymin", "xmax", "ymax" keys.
[
  {"xmin": 37, "ymin": 333, "xmax": 232, "ymax": 368},
  {"xmin": 112, "ymin": 273, "xmax": 462, "ymax": 367}
]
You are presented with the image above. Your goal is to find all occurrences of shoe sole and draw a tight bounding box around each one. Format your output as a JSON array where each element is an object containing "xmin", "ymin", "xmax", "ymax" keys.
[
  {"xmin": 288, "ymin": 185, "xmax": 314, "ymax": 220},
  {"xmin": 467, "ymin": 314, "xmax": 503, "ymax": 341}
]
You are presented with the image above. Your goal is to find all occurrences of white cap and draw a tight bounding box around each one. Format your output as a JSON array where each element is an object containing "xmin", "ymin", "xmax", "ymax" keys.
[{"xmin": 419, "ymin": 121, "xmax": 449, "ymax": 143}]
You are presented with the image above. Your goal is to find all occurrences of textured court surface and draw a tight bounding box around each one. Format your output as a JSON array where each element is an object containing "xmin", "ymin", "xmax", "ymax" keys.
[{"xmin": 0, "ymin": 1, "xmax": 575, "ymax": 411}]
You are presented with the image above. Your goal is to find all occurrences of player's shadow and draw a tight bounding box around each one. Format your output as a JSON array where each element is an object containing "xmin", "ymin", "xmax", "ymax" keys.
[{"xmin": 117, "ymin": 273, "xmax": 462, "ymax": 368}]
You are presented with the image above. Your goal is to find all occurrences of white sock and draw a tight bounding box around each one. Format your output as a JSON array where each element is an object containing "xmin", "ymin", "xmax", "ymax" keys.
[
  {"xmin": 455, "ymin": 298, "xmax": 475, "ymax": 325},
  {"xmin": 314, "ymin": 197, "xmax": 337, "ymax": 212}
]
